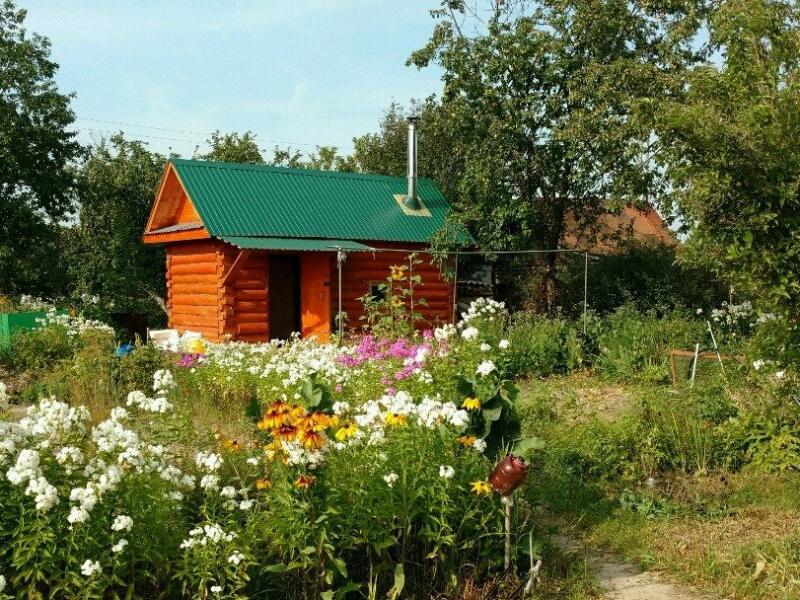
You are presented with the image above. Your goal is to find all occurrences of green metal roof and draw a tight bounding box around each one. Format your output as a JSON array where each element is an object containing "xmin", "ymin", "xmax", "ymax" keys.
[
  {"xmin": 221, "ymin": 237, "xmax": 373, "ymax": 251},
  {"xmin": 171, "ymin": 159, "xmax": 458, "ymax": 243}
]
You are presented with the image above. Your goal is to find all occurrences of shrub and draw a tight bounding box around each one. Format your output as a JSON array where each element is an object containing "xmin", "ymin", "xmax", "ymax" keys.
[
  {"xmin": 593, "ymin": 306, "xmax": 707, "ymax": 383},
  {"xmin": 556, "ymin": 241, "xmax": 727, "ymax": 317},
  {"xmin": 117, "ymin": 341, "xmax": 172, "ymax": 393},
  {"xmin": 0, "ymin": 299, "xmax": 535, "ymax": 599},
  {"xmin": 501, "ymin": 313, "xmax": 583, "ymax": 378}
]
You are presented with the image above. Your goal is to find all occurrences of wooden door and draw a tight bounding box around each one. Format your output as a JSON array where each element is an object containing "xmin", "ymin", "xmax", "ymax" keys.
[
  {"xmin": 268, "ymin": 255, "xmax": 300, "ymax": 340},
  {"xmin": 300, "ymin": 253, "xmax": 331, "ymax": 342}
]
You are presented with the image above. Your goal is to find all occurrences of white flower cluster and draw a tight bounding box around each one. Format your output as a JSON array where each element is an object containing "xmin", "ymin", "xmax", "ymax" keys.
[
  {"xmin": 18, "ymin": 294, "xmax": 53, "ymax": 312},
  {"xmin": 459, "ymin": 298, "xmax": 506, "ymax": 326},
  {"xmin": 0, "ymin": 381, "xmax": 7, "ymax": 412},
  {"xmin": 476, "ymin": 360, "xmax": 497, "ymax": 377},
  {"xmin": 37, "ymin": 308, "xmax": 114, "ymax": 337},
  {"xmin": 180, "ymin": 523, "xmax": 237, "ymax": 549},
  {"xmin": 196, "ymin": 451, "xmax": 224, "ymax": 492},
  {"xmin": 352, "ymin": 391, "xmax": 470, "ymax": 443},
  {"xmin": 6, "ymin": 449, "xmax": 59, "ymax": 511},
  {"xmin": 126, "ymin": 390, "xmax": 172, "ymax": 414},
  {"xmin": 152, "ymin": 369, "xmax": 176, "ymax": 395}
]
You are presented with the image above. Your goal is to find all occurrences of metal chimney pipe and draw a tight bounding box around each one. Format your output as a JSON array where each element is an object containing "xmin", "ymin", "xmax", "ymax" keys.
[{"xmin": 405, "ymin": 116, "xmax": 420, "ymax": 210}]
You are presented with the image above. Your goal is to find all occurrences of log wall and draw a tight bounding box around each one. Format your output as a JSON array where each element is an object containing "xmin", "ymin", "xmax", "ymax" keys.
[
  {"xmin": 165, "ymin": 240, "xmax": 454, "ymax": 343},
  {"xmin": 166, "ymin": 240, "xmax": 224, "ymax": 341},
  {"xmin": 333, "ymin": 243, "xmax": 455, "ymax": 333},
  {"xmin": 219, "ymin": 246, "xmax": 269, "ymax": 343}
]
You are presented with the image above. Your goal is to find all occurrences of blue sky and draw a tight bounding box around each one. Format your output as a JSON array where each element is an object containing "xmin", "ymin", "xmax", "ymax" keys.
[{"xmin": 22, "ymin": 0, "xmax": 444, "ymax": 158}]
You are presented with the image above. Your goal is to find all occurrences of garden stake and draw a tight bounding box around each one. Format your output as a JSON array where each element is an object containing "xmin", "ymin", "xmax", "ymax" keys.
[
  {"xmin": 523, "ymin": 529, "xmax": 543, "ymax": 595},
  {"xmin": 337, "ymin": 249, "xmax": 345, "ymax": 346},
  {"xmin": 503, "ymin": 494, "xmax": 513, "ymax": 570},
  {"xmin": 690, "ymin": 343, "xmax": 700, "ymax": 387}
]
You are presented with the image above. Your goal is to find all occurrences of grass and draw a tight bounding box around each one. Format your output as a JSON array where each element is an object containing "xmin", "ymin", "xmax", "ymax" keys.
[{"xmin": 519, "ymin": 371, "xmax": 800, "ymax": 600}]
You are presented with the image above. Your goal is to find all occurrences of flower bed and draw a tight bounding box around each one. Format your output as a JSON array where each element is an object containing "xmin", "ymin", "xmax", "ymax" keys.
[{"xmin": 0, "ymin": 299, "xmax": 531, "ymax": 599}]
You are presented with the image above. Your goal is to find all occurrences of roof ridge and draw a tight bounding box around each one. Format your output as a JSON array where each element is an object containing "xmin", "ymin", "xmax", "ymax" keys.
[{"xmin": 171, "ymin": 158, "xmax": 435, "ymax": 185}]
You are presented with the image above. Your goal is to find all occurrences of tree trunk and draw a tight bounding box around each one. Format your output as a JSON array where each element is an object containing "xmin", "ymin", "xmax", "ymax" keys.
[{"xmin": 539, "ymin": 197, "xmax": 566, "ymax": 315}]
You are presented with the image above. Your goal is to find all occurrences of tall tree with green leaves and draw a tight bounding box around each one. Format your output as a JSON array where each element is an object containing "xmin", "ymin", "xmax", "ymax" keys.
[
  {"xmin": 198, "ymin": 130, "xmax": 264, "ymax": 163},
  {"xmin": 657, "ymin": 0, "xmax": 800, "ymax": 320},
  {"xmin": 271, "ymin": 145, "xmax": 351, "ymax": 171},
  {"xmin": 0, "ymin": 0, "xmax": 83, "ymax": 295},
  {"xmin": 349, "ymin": 100, "xmax": 464, "ymax": 201},
  {"xmin": 409, "ymin": 0, "xmax": 701, "ymax": 310},
  {"xmin": 70, "ymin": 135, "xmax": 167, "ymax": 324}
]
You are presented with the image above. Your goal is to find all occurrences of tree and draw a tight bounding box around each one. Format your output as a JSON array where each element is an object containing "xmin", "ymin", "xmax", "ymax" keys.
[
  {"xmin": 409, "ymin": 0, "xmax": 700, "ymax": 311},
  {"xmin": 271, "ymin": 145, "xmax": 351, "ymax": 171},
  {"xmin": 0, "ymin": 0, "xmax": 82, "ymax": 295},
  {"xmin": 198, "ymin": 130, "xmax": 264, "ymax": 164},
  {"xmin": 349, "ymin": 100, "xmax": 464, "ymax": 201},
  {"xmin": 69, "ymin": 135, "xmax": 167, "ymax": 325},
  {"xmin": 657, "ymin": 0, "xmax": 800, "ymax": 320}
]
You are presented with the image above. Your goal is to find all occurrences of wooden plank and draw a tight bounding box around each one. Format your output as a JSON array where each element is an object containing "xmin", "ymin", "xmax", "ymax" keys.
[
  {"xmin": 171, "ymin": 262, "xmax": 218, "ymax": 276},
  {"xmin": 234, "ymin": 289, "xmax": 268, "ymax": 301},
  {"xmin": 171, "ymin": 304, "xmax": 219, "ymax": 317},
  {"xmin": 235, "ymin": 313, "xmax": 267, "ymax": 324},
  {"xmin": 221, "ymin": 249, "xmax": 253, "ymax": 288},
  {"xmin": 234, "ymin": 301, "xmax": 268, "ymax": 313},
  {"xmin": 171, "ymin": 314, "xmax": 218, "ymax": 328},
  {"xmin": 236, "ymin": 322, "xmax": 268, "ymax": 335},
  {"xmin": 172, "ymin": 283, "xmax": 219, "ymax": 296},
  {"xmin": 170, "ymin": 252, "xmax": 218, "ymax": 265},
  {"xmin": 234, "ymin": 279, "xmax": 267, "ymax": 290}
]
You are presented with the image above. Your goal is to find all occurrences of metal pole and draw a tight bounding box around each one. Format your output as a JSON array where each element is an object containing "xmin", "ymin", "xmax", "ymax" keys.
[
  {"xmin": 408, "ymin": 254, "xmax": 414, "ymax": 337},
  {"xmin": 583, "ymin": 252, "xmax": 589, "ymax": 335},
  {"xmin": 503, "ymin": 494, "xmax": 513, "ymax": 570},
  {"xmin": 690, "ymin": 343, "xmax": 700, "ymax": 387},
  {"xmin": 337, "ymin": 249, "xmax": 344, "ymax": 346},
  {"xmin": 452, "ymin": 251, "xmax": 459, "ymax": 324}
]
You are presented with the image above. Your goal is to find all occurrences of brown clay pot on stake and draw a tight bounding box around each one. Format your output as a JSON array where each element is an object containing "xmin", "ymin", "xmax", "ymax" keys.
[{"xmin": 489, "ymin": 454, "xmax": 529, "ymax": 496}]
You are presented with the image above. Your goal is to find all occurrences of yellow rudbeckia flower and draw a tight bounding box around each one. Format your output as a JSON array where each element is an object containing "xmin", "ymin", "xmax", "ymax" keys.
[
  {"xmin": 335, "ymin": 422, "xmax": 359, "ymax": 441},
  {"xmin": 470, "ymin": 480, "xmax": 493, "ymax": 496},
  {"xmin": 384, "ymin": 412, "xmax": 408, "ymax": 428},
  {"xmin": 462, "ymin": 397, "xmax": 481, "ymax": 411}
]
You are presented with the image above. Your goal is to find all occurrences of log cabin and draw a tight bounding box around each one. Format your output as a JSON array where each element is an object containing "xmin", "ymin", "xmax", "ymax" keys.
[{"xmin": 142, "ymin": 122, "xmax": 459, "ymax": 343}]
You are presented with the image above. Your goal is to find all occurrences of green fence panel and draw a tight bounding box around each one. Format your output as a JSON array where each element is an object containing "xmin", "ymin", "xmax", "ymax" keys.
[{"xmin": 0, "ymin": 311, "xmax": 51, "ymax": 350}]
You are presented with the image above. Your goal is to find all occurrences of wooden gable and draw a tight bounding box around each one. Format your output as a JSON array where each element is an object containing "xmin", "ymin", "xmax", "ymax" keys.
[{"xmin": 143, "ymin": 163, "xmax": 211, "ymax": 244}]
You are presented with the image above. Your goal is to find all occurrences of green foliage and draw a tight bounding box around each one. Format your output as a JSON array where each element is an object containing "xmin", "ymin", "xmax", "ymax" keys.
[
  {"xmin": 0, "ymin": 0, "xmax": 82, "ymax": 296},
  {"xmin": 500, "ymin": 313, "xmax": 584, "ymax": 379},
  {"xmin": 117, "ymin": 342, "xmax": 172, "ymax": 393},
  {"xmin": 558, "ymin": 242, "xmax": 728, "ymax": 317},
  {"xmin": 198, "ymin": 130, "xmax": 264, "ymax": 164},
  {"xmin": 656, "ymin": 0, "xmax": 800, "ymax": 321},
  {"xmin": 594, "ymin": 306, "xmax": 708, "ymax": 383},
  {"xmin": 70, "ymin": 135, "xmax": 167, "ymax": 325},
  {"xmin": 409, "ymin": 0, "xmax": 698, "ymax": 310},
  {"xmin": 357, "ymin": 255, "xmax": 427, "ymax": 339}
]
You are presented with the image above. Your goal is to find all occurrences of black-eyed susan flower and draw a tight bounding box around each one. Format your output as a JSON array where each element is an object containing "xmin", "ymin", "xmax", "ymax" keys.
[
  {"xmin": 255, "ymin": 479, "xmax": 272, "ymax": 491},
  {"xmin": 470, "ymin": 480, "xmax": 492, "ymax": 496},
  {"xmin": 298, "ymin": 427, "xmax": 326, "ymax": 450},
  {"xmin": 462, "ymin": 397, "xmax": 481, "ymax": 411},
  {"xmin": 295, "ymin": 474, "xmax": 316, "ymax": 489},
  {"xmin": 221, "ymin": 438, "xmax": 240, "ymax": 451},
  {"xmin": 384, "ymin": 412, "xmax": 408, "ymax": 428},
  {"xmin": 334, "ymin": 422, "xmax": 359, "ymax": 441},
  {"xmin": 458, "ymin": 435, "xmax": 477, "ymax": 446},
  {"xmin": 274, "ymin": 423, "xmax": 298, "ymax": 441}
]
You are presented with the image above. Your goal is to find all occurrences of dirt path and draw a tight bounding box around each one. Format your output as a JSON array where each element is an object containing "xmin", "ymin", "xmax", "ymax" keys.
[
  {"xmin": 555, "ymin": 534, "xmax": 712, "ymax": 600},
  {"xmin": 593, "ymin": 555, "xmax": 710, "ymax": 600}
]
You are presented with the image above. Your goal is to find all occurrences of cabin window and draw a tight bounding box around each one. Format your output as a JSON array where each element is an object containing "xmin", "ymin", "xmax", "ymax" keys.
[{"xmin": 370, "ymin": 282, "xmax": 386, "ymax": 302}]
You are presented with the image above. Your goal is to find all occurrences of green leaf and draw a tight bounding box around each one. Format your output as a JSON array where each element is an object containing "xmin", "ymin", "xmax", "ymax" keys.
[{"xmin": 387, "ymin": 563, "xmax": 405, "ymax": 600}]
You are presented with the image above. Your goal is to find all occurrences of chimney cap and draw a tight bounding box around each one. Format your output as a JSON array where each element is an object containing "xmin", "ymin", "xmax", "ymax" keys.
[{"xmin": 406, "ymin": 115, "xmax": 420, "ymax": 124}]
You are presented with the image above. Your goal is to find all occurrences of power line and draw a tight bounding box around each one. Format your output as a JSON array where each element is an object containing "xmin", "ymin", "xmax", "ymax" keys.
[{"xmin": 75, "ymin": 117, "xmax": 356, "ymax": 152}]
